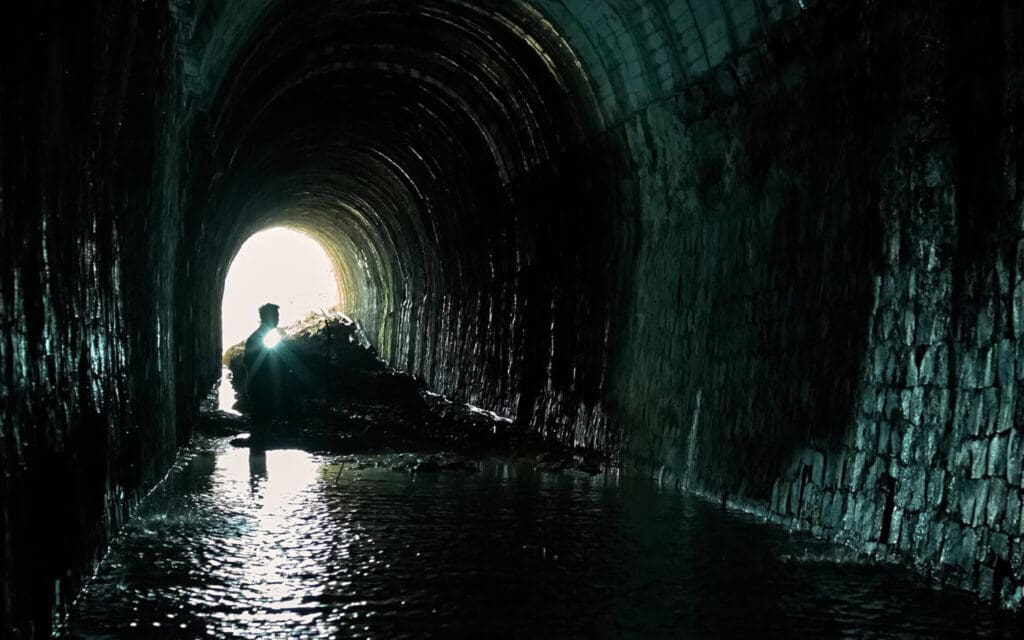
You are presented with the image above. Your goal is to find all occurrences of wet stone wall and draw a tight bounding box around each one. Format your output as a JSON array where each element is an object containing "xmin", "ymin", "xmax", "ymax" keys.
[
  {"xmin": 603, "ymin": 0, "xmax": 1024, "ymax": 607},
  {"xmin": 2, "ymin": 2, "xmax": 184, "ymax": 636},
  {"xmin": 761, "ymin": 2, "xmax": 1024, "ymax": 606}
]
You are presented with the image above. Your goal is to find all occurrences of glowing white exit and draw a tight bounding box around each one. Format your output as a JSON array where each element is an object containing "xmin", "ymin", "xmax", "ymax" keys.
[{"xmin": 221, "ymin": 227, "xmax": 340, "ymax": 351}]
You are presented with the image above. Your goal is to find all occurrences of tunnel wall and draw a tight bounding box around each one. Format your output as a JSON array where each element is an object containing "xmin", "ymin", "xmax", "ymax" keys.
[
  {"xmin": 586, "ymin": 0, "xmax": 1024, "ymax": 607},
  {"xmin": 5, "ymin": 1, "xmax": 1024, "ymax": 635},
  {"xmin": 173, "ymin": 1, "xmax": 1024, "ymax": 610},
  {"xmin": 1, "ymin": 2, "xmax": 186, "ymax": 636}
]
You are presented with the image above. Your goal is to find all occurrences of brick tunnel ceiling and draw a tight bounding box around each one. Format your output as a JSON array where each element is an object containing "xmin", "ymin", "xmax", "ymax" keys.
[{"xmin": 185, "ymin": 0, "xmax": 605, "ymax": 355}]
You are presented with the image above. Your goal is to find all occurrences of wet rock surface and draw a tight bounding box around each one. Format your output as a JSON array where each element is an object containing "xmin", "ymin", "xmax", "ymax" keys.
[
  {"xmin": 223, "ymin": 313, "xmax": 427, "ymax": 420},
  {"xmin": 207, "ymin": 313, "xmax": 607, "ymax": 477}
]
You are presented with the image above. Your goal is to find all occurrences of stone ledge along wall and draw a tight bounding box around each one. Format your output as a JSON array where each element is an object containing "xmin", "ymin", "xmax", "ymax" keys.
[
  {"xmin": 600, "ymin": 0, "xmax": 1024, "ymax": 607},
  {"xmin": 1, "ymin": 1, "xmax": 186, "ymax": 636}
]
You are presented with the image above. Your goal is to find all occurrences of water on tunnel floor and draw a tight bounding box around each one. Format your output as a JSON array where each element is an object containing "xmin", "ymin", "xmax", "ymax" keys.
[{"xmin": 65, "ymin": 436, "xmax": 1018, "ymax": 639}]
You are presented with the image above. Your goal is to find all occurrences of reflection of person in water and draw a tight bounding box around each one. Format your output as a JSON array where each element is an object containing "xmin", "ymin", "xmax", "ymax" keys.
[
  {"xmin": 249, "ymin": 448, "xmax": 267, "ymax": 495},
  {"xmin": 243, "ymin": 303, "xmax": 283, "ymax": 437}
]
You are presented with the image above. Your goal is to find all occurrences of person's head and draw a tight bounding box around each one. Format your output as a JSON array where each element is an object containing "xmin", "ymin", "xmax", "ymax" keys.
[{"xmin": 258, "ymin": 303, "xmax": 280, "ymax": 328}]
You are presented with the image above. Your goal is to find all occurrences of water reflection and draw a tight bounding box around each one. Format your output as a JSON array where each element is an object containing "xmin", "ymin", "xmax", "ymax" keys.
[{"xmin": 67, "ymin": 437, "xmax": 1021, "ymax": 639}]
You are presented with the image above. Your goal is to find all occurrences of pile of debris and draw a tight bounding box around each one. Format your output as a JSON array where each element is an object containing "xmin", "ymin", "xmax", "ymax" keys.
[
  {"xmin": 223, "ymin": 311, "xmax": 426, "ymax": 422},
  {"xmin": 211, "ymin": 311, "xmax": 608, "ymax": 475}
]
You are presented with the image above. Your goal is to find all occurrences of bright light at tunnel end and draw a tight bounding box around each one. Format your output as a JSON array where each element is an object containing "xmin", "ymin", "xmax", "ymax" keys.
[{"xmin": 222, "ymin": 227, "xmax": 341, "ymax": 351}]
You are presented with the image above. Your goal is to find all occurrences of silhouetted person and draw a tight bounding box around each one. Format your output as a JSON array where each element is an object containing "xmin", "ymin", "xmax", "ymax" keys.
[{"xmin": 244, "ymin": 303, "xmax": 283, "ymax": 438}]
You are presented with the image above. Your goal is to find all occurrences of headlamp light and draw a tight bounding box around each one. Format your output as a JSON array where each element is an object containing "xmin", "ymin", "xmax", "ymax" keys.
[{"xmin": 262, "ymin": 329, "xmax": 282, "ymax": 349}]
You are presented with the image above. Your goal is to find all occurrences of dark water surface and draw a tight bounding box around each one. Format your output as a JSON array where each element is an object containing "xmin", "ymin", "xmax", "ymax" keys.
[{"xmin": 66, "ymin": 436, "xmax": 1020, "ymax": 639}]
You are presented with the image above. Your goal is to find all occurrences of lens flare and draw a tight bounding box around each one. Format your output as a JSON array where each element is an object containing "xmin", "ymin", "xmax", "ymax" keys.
[{"xmin": 262, "ymin": 330, "xmax": 282, "ymax": 349}]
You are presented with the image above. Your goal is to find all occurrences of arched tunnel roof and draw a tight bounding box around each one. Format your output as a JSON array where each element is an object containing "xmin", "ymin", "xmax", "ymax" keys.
[
  {"xmin": 186, "ymin": 0, "xmax": 601, "ymax": 314},
  {"xmin": 174, "ymin": 0, "xmax": 806, "ymax": 445},
  {"xmin": 178, "ymin": 0, "xmax": 617, "ymax": 443}
]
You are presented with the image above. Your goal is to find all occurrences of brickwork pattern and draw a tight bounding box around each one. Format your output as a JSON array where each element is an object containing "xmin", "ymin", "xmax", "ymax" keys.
[{"xmin": 562, "ymin": 0, "xmax": 1024, "ymax": 607}]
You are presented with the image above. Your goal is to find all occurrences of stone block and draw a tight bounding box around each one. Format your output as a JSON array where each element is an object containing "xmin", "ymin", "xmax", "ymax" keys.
[
  {"xmin": 859, "ymin": 493, "xmax": 880, "ymax": 541},
  {"xmin": 952, "ymin": 393, "xmax": 973, "ymax": 438},
  {"xmin": 977, "ymin": 304, "xmax": 996, "ymax": 345},
  {"xmin": 1015, "ymin": 283, "xmax": 1024, "ymax": 339},
  {"xmin": 968, "ymin": 392, "xmax": 985, "ymax": 437},
  {"xmin": 1009, "ymin": 490, "xmax": 1024, "ymax": 534},
  {"xmin": 901, "ymin": 387, "xmax": 925, "ymax": 426},
  {"xmin": 960, "ymin": 527, "xmax": 980, "ymax": 571},
  {"xmin": 941, "ymin": 523, "xmax": 963, "ymax": 566},
  {"xmin": 973, "ymin": 481, "xmax": 992, "ymax": 528},
  {"xmin": 971, "ymin": 439, "xmax": 989, "ymax": 479},
  {"xmin": 884, "ymin": 390, "xmax": 902, "ymax": 421},
  {"xmin": 957, "ymin": 482, "xmax": 975, "ymax": 524},
  {"xmin": 1007, "ymin": 429, "xmax": 1023, "ymax": 486},
  {"xmin": 878, "ymin": 421, "xmax": 892, "ymax": 454},
  {"xmin": 982, "ymin": 347, "xmax": 997, "ymax": 388},
  {"xmin": 828, "ymin": 491, "xmax": 845, "ymax": 529},
  {"xmin": 927, "ymin": 344, "xmax": 949, "ymax": 386},
  {"xmin": 1012, "ymin": 536, "xmax": 1024, "ymax": 568},
  {"xmin": 900, "ymin": 425, "xmax": 918, "ymax": 465},
  {"xmin": 904, "ymin": 309, "xmax": 917, "ymax": 346},
  {"xmin": 788, "ymin": 478, "xmax": 801, "ymax": 516},
  {"xmin": 922, "ymin": 389, "xmax": 950, "ymax": 432},
  {"xmin": 960, "ymin": 348, "xmax": 978, "ymax": 389},
  {"xmin": 988, "ymin": 480, "xmax": 1008, "ymax": 529},
  {"xmin": 983, "ymin": 387, "xmax": 1000, "ymax": 435},
  {"xmin": 872, "ymin": 344, "xmax": 889, "ymax": 382},
  {"xmin": 999, "ymin": 339, "xmax": 1016, "ymax": 386},
  {"xmin": 926, "ymin": 468, "xmax": 946, "ymax": 507},
  {"xmin": 989, "ymin": 434, "xmax": 1009, "ymax": 478},
  {"xmin": 905, "ymin": 352, "xmax": 919, "ymax": 387},
  {"xmin": 909, "ymin": 467, "xmax": 927, "ymax": 512},
  {"xmin": 888, "ymin": 505, "xmax": 905, "ymax": 546},
  {"xmin": 851, "ymin": 451, "xmax": 868, "ymax": 490},
  {"xmin": 991, "ymin": 531, "xmax": 1011, "ymax": 561},
  {"xmin": 914, "ymin": 512, "xmax": 935, "ymax": 557},
  {"xmin": 855, "ymin": 419, "xmax": 877, "ymax": 452},
  {"xmin": 998, "ymin": 385, "xmax": 1015, "ymax": 434},
  {"xmin": 924, "ymin": 520, "xmax": 945, "ymax": 560}
]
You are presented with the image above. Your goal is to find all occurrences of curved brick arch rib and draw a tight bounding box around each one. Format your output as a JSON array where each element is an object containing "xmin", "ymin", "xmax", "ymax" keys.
[{"xmin": 176, "ymin": 0, "xmax": 626, "ymax": 452}]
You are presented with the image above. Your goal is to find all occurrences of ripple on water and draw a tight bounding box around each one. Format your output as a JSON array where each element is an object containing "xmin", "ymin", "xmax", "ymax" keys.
[{"xmin": 66, "ymin": 437, "xmax": 1021, "ymax": 639}]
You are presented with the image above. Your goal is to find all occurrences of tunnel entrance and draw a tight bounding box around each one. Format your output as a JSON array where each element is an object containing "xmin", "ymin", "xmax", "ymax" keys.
[
  {"xmin": 217, "ymin": 227, "xmax": 343, "ymax": 414},
  {"xmin": 220, "ymin": 227, "xmax": 342, "ymax": 353}
]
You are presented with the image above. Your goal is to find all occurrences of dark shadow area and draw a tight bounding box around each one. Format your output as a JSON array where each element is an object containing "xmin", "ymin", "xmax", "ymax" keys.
[{"xmin": 682, "ymin": 1, "xmax": 896, "ymax": 499}]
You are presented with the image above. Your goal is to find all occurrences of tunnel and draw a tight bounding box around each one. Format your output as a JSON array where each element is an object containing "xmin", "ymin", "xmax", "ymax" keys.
[{"xmin": 4, "ymin": 0, "xmax": 1024, "ymax": 636}]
